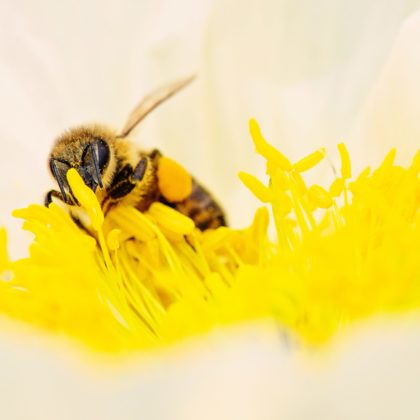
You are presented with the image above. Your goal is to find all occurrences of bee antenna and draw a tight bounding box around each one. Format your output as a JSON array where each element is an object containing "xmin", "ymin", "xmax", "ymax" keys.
[
  {"xmin": 90, "ymin": 142, "xmax": 103, "ymax": 188},
  {"xmin": 50, "ymin": 158, "xmax": 67, "ymax": 201}
]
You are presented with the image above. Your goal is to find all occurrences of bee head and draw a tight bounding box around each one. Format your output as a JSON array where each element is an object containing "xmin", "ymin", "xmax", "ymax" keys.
[{"xmin": 49, "ymin": 126, "xmax": 114, "ymax": 204}]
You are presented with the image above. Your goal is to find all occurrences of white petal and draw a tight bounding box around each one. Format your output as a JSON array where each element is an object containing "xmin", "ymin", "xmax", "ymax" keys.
[
  {"xmin": 0, "ymin": 321, "xmax": 292, "ymax": 420},
  {"xmin": 2, "ymin": 1, "xmax": 418, "ymax": 242},
  {"xmin": 2, "ymin": 318, "xmax": 420, "ymax": 419},
  {"xmin": 148, "ymin": 0, "xmax": 420, "ymax": 224},
  {"xmin": 354, "ymin": 10, "xmax": 420, "ymax": 166},
  {"xmin": 1, "ymin": 4, "xmax": 420, "ymax": 416},
  {"xmin": 291, "ymin": 318, "xmax": 420, "ymax": 420}
]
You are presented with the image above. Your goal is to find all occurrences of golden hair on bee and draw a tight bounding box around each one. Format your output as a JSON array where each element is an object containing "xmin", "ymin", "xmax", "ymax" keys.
[{"xmin": 46, "ymin": 76, "xmax": 226, "ymax": 230}]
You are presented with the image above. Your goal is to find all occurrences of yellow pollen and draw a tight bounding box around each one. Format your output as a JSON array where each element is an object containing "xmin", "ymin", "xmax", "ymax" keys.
[{"xmin": 157, "ymin": 157, "xmax": 193, "ymax": 203}]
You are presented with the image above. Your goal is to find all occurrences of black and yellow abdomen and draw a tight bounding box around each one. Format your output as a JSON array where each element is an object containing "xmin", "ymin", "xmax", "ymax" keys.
[{"xmin": 156, "ymin": 155, "xmax": 226, "ymax": 230}]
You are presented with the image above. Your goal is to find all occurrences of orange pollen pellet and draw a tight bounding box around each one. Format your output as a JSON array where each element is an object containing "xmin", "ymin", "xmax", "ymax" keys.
[{"xmin": 157, "ymin": 157, "xmax": 193, "ymax": 203}]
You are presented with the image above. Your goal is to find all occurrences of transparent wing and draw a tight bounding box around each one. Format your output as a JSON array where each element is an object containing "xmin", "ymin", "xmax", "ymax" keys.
[{"xmin": 119, "ymin": 75, "xmax": 195, "ymax": 137}]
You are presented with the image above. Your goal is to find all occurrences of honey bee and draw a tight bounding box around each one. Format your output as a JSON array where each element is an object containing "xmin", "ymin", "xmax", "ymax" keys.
[{"xmin": 45, "ymin": 76, "xmax": 226, "ymax": 230}]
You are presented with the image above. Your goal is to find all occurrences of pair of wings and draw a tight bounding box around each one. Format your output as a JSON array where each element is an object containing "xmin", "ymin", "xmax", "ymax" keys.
[{"xmin": 119, "ymin": 75, "xmax": 195, "ymax": 138}]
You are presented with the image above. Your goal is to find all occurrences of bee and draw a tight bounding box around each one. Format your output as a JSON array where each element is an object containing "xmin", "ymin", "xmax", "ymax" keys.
[{"xmin": 45, "ymin": 76, "xmax": 226, "ymax": 230}]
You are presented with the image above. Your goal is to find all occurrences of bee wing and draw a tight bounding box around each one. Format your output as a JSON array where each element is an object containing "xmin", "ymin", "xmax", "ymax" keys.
[{"xmin": 119, "ymin": 75, "xmax": 195, "ymax": 138}]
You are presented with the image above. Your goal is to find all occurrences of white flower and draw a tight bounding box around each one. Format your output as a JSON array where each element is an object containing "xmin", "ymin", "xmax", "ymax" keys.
[{"xmin": 1, "ymin": 1, "xmax": 420, "ymax": 419}]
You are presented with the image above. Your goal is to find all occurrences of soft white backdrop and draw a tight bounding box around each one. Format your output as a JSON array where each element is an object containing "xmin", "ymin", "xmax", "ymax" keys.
[
  {"xmin": 2, "ymin": 0, "xmax": 420, "ymax": 257},
  {"xmin": 1, "ymin": 1, "xmax": 420, "ymax": 419}
]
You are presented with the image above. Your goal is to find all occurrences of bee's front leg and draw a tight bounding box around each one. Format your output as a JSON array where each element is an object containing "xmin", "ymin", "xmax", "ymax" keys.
[
  {"xmin": 107, "ymin": 157, "xmax": 148, "ymax": 200},
  {"xmin": 44, "ymin": 189, "xmax": 77, "ymax": 206},
  {"xmin": 44, "ymin": 189, "xmax": 65, "ymax": 206}
]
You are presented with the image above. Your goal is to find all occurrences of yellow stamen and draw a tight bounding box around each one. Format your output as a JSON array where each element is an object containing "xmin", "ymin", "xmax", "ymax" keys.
[
  {"xmin": 273, "ymin": 192, "xmax": 292, "ymax": 216},
  {"xmin": 107, "ymin": 229, "xmax": 121, "ymax": 251},
  {"xmin": 329, "ymin": 178, "xmax": 345, "ymax": 197},
  {"xmin": 108, "ymin": 207, "xmax": 156, "ymax": 242},
  {"xmin": 249, "ymin": 119, "xmax": 292, "ymax": 171},
  {"xmin": 379, "ymin": 148, "xmax": 397, "ymax": 171},
  {"xmin": 238, "ymin": 171, "xmax": 272, "ymax": 202},
  {"xmin": 272, "ymin": 168, "xmax": 289, "ymax": 190},
  {"xmin": 293, "ymin": 148, "xmax": 326, "ymax": 173},
  {"xmin": 338, "ymin": 143, "xmax": 351, "ymax": 179},
  {"xmin": 147, "ymin": 202, "xmax": 195, "ymax": 235},
  {"xmin": 67, "ymin": 169, "xmax": 104, "ymax": 230},
  {"xmin": 201, "ymin": 227, "xmax": 232, "ymax": 252},
  {"xmin": 1, "ymin": 120, "xmax": 419, "ymax": 353},
  {"xmin": 308, "ymin": 185, "xmax": 333, "ymax": 209}
]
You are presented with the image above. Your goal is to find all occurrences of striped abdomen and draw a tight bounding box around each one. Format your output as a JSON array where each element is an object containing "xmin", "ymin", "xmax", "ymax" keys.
[{"xmin": 163, "ymin": 179, "xmax": 226, "ymax": 230}]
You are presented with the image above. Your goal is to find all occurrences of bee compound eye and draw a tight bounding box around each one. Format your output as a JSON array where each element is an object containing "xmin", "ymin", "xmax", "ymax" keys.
[
  {"xmin": 80, "ymin": 139, "xmax": 111, "ymax": 190},
  {"xmin": 82, "ymin": 139, "xmax": 110, "ymax": 172},
  {"xmin": 93, "ymin": 139, "xmax": 110, "ymax": 172}
]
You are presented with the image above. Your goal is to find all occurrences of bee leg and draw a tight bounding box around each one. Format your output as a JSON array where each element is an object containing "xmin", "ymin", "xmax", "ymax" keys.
[
  {"xmin": 149, "ymin": 149, "xmax": 162, "ymax": 161},
  {"xmin": 45, "ymin": 189, "xmax": 65, "ymax": 206},
  {"xmin": 44, "ymin": 189, "xmax": 77, "ymax": 206},
  {"xmin": 108, "ymin": 177, "xmax": 135, "ymax": 200},
  {"xmin": 132, "ymin": 157, "xmax": 148, "ymax": 181},
  {"xmin": 46, "ymin": 190, "xmax": 92, "ymax": 235},
  {"xmin": 107, "ymin": 158, "xmax": 149, "ymax": 200}
]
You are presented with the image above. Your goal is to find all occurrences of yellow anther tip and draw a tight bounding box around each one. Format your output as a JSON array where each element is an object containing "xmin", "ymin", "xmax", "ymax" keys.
[
  {"xmin": 148, "ymin": 202, "xmax": 195, "ymax": 235},
  {"xmin": 67, "ymin": 168, "xmax": 104, "ymax": 230},
  {"xmin": 239, "ymin": 171, "xmax": 272, "ymax": 203}
]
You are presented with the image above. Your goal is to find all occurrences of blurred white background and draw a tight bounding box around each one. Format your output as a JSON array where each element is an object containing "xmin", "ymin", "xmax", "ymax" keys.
[
  {"xmin": 3, "ymin": 317, "xmax": 420, "ymax": 420},
  {"xmin": 1, "ymin": 1, "xmax": 420, "ymax": 419},
  {"xmin": 1, "ymin": 0, "xmax": 420, "ymax": 258}
]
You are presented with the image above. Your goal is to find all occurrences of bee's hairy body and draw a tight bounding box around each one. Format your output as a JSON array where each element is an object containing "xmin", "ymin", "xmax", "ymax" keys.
[{"xmin": 46, "ymin": 77, "xmax": 226, "ymax": 231}]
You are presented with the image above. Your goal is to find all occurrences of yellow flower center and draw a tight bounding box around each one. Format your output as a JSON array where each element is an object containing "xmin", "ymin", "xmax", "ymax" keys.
[{"xmin": 0, "ymin": 119, "xmax": 418, "ymax": 353}]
